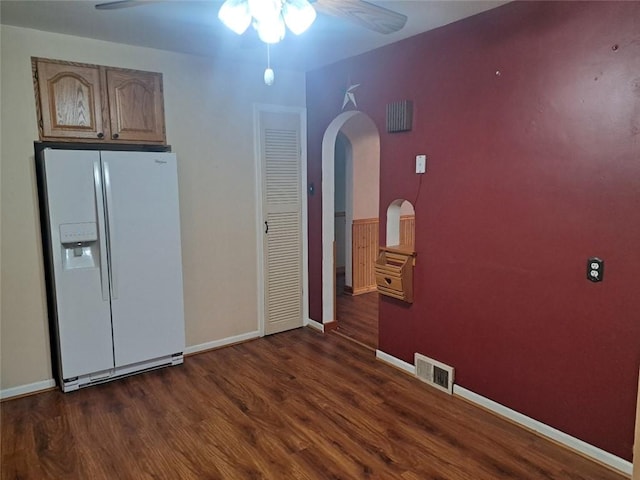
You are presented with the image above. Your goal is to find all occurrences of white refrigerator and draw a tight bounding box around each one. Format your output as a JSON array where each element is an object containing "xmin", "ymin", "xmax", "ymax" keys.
[{"xmin": 38, "ymin": 149, "xmax": 185, "ymax": 392}]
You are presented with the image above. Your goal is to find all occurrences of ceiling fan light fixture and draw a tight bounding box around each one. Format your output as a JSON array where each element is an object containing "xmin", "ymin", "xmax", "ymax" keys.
[
  {"xmin": 254, "ymin": 16, "xmax": 286, "ymax": 44},
  {"xmin": 282, "ymin": 0, "xmax": 316, "ymax": 35},
  {"xmin": 218, "ymin": 0, "xmax": 251, "ymax": 35},
  {"xmin": 218, "ymin": 0, "xmax": 315, "ymax": 44},
  {"xmin": 249, "ymin": 0, "xmax": 286, "ymax": 43},
  {"xmin": 247, "ymin": 0, "xmax": 279, "ymax": 24}
]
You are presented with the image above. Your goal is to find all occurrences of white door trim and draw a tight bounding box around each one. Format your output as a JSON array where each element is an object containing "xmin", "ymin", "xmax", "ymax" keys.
[
  {"xmin": 253, "ymin": 104, "xmax": 309, "ymax": 335},
  {"xmin": 633, "ymin": 367, "xmax": 640, "ymax": 479},
  {"xmin": 321, "ymin": 110, "xmax": 362, "ymax": 323}
]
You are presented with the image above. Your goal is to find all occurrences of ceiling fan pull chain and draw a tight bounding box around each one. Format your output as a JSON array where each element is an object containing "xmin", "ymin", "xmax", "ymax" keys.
[{"xmin": 264, "ymin": 44, "xmax": 275, "ymax": 86}]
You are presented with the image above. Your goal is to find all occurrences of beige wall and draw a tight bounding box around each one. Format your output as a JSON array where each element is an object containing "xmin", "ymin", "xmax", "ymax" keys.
[
  {"xmin": 400, "ymin": 200, "xmax": 415, "ymax": 216},
  {"xmin": 0, "ymin": 25, "xmax": 306, "ymax": 390},
  {"xmin": 341, "ymin": 115, "xmax": 379, "ymax": 220}
]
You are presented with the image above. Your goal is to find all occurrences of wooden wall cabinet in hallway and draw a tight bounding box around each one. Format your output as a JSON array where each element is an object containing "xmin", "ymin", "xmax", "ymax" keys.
[{"xmin": 349, "ymin": 214, "xmax": 415, "ymax": 296}]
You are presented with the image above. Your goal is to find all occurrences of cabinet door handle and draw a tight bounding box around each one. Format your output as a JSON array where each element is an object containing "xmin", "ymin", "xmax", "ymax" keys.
[
  {"xmin": 97, "ymin": 132, "xmax": 104, "ymax": 139},
  {"xmin": 265, "ymin": 221, "xmax": 269, "ymax": 234},
  {"xmin": 112, "ymin": 133, "xmax": 120, "ymax": 139}
]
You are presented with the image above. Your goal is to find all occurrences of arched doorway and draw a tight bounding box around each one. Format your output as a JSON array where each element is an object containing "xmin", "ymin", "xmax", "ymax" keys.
[{"xmin": 321, "ymin": 111, "xmax": 380, "ymax": 335}]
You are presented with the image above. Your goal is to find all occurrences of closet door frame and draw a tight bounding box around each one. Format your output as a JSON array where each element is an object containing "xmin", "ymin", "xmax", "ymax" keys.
[{"xmin": 253, "ymin": 104, "xmax": 309, "ymax": 336}]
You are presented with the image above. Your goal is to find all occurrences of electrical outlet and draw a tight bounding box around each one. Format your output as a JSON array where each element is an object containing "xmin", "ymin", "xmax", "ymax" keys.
[
  {"xmin": 416, "ymin": 154, "xmax": 426, "ymax": 174},
  {"xmin": 587, "ymin": 257, "xmax": 604, "ymax": 282}
]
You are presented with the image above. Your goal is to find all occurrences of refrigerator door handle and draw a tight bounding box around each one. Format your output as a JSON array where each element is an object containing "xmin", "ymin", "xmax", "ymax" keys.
[
  {"xmin": 103, "ymin": 161, "xmax": 118, "ymax": 300},
  {"xmin": 93, "ymin": 161, "xmax": 110, "ymax": 302}
]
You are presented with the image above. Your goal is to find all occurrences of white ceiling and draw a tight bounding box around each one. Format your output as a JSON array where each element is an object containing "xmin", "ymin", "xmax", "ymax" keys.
[{"xmin": 0, "ymin": 0, "xmax": 508, "ymax": 71}]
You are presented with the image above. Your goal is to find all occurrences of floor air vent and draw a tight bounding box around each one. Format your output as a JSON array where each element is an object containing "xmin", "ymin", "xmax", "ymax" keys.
[{"xmin": 415, "ymin": 353, "xmax": 454, "ymax": 395}]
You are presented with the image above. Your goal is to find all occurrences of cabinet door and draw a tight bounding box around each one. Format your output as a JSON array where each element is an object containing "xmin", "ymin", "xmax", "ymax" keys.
[
  {"xmin": 106, "ymin": 69, "xmax": 166, "ymax": 143},
  {"xmin": 36, "ymin": 60, "xmax": 107, "ymax": 140}
]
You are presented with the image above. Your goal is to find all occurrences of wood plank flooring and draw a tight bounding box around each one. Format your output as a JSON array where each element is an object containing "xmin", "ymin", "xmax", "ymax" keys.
[
  {"xmin": 1, "ymin": 328, "xmax": 625, "ymax": 480},
  {"xmin": 335, "ymin": 274, "xmax": 379, "ymax": 349}
]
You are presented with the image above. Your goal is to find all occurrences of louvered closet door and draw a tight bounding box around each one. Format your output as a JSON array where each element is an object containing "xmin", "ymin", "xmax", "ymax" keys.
[{"xmin": 260, "ymin": 111, "xmax": 303, "ymax": 335}]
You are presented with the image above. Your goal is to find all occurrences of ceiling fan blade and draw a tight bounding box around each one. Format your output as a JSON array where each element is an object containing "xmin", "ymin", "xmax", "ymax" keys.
[
  {"xmin": 313, "ymin": 0, "xmax": 407, "ymax": 34},
  {"xmin": 95, "ymin": 0, "xmax": 157, "ymax": 10}
]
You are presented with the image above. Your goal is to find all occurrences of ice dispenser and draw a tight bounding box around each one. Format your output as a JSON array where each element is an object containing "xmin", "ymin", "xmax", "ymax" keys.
[{"xmin": 60, "ymin": 222, "xmax": 98, "ymax": 269}]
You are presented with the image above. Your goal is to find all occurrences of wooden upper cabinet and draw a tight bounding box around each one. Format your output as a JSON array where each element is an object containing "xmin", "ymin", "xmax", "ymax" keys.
[
  {"xmin": 33, "ymin": 58, "xmax": 166, "ymax": 144},
  {"xmin": 106, "ymin": 69, "xmax": 165, "ymax": 143},
  {"xmin": 36, "ymin": 60, "xmax": 106, "ymax": 140}
]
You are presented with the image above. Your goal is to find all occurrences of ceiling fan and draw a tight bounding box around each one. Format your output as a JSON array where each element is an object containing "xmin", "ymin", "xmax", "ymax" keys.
[{"xmin": 94, "ymin": 0, "xmax": 408, "ymax": 36}]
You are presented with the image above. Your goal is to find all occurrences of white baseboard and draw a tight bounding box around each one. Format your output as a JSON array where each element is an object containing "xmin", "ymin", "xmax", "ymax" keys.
[
  {"xmin": 2, "ymin": 332, "xmax": 262, "ymax": 399},
  {"xmin": 453, "ymin": 385, "xmax": 632, "ymax": 476},
  {"xmin": 375, "ymin": 349, "xmax": 632, "ymax": 477},
  {"xmin": 184, "ymin": 330, "xmax": 260, "ymax": 355},
  {"xmin": 376, "ymin": 349, "xmax": 416, "ymax": 374},
  {"xmin": 1, "ymin": 379, "xmax": 56, "ymax": 400},
  {"xmin": 306, "ymin": 318, "xmax": 324, "ymax": 332}
]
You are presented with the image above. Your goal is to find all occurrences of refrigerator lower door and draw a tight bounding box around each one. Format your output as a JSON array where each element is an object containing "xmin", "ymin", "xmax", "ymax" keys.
[
  {"xmin": 101, "ymin": 151, "xmax": 185, "ymax": 367},
  {"xmin": 42, "ymin": 150, "xmax": 115, "ymax": 381}
]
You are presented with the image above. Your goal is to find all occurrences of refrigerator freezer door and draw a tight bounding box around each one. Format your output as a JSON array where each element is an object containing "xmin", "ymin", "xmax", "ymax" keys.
[
  {"xmin": 101, "ymin": 151, "xmax": 185, "ymax": 367},
  {"xmin": 43, "ymin": 149, "xmax": 115, "ymax": 379}
]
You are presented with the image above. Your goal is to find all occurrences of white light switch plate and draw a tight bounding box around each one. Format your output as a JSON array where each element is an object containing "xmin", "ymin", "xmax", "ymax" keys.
[{"xmin": 416, "ymin": 155, "xmax": 426, "ymax": 174}]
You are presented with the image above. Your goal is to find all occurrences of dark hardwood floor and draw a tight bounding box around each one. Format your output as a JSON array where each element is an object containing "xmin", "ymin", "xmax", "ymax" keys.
[
  {"xmin": 335, "ymin": 274, "xmax": 379, "ymax": 350},
  {"xmin": 1, "ymin": 328, "xmax": 625, "ymax": 480}
]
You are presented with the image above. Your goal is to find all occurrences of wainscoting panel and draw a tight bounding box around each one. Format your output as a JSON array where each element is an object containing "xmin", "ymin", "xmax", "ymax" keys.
[
  {"xmin": 399, "ymin": 214, "xmax": 415, "ymax": 249},
  {"xmin": 352, "ymin": 218, "xmax": 379, "ymax": 295}
]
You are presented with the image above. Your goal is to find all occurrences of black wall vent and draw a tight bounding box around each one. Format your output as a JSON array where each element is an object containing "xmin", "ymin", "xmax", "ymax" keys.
[{"xmin": 386, "ymin": 100, "xmax": 413, "ymax": 133}]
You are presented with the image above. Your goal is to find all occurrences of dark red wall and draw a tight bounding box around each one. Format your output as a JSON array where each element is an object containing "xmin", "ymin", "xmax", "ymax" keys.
[{"xmin": 306, "ymin": 1, "xmax": 640, "ymax": 461}]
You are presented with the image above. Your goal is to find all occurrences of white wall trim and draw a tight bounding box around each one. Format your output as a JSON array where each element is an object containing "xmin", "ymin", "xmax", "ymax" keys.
[
  {"xmin": 2, "ymin": 331, "xmax": 261, "ymax": 399},
  {"xmin": 633, "ymin": 368, "xmax": 639, "ymax": 480},
  {"xmin": 306, "ymin": 318, "xmax": 325, "ymax": 332},
  {"xmin": 300, "ymin": 108, "xmax": 310, "ymax": 334},
  {"xmin": 453, "ymin": 385, "xmax": 632, "ymax": 476},
  {"xmin": 1, "ymin": 379, "xmax": 56, "ymax": 400},
  {"xmin": 184, "ymin": 330, "xmax": 260, "ymax": 355},
  {"xmin": 375, "ymin": 349, "xmax": 632, "ymax": 476},
  {"xmin": 376, "ymin": 349, "xmax": 416, "ymax": 375},
  {"xmin": 253, "ymin": 104, "xmax": 266, "ymax": 337},
  {"xmin": 322, "ymin": 111, "xmax": 378, "ymax": 323}
]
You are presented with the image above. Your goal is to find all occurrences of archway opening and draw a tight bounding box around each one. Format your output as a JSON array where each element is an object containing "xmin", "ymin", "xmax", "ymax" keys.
[
  {"xmin": 386, "ymin": 199, "xmax": 415, "ymax": 249},
  {"xmin": 321, "ymin": 111, "xmax": 380, "ymax": 344}
]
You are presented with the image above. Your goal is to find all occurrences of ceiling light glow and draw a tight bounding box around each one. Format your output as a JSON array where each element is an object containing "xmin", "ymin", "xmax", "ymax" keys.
[
  {"xmin": 218, "ymin": 0, "xmax": 316, "ymax": 44},
  {"xmin": 217, "ymin": 0, "xmax": 251, "ymax": 35},
  {"xmin": 282, "ymin": 0, "xmax": 316, "ymax": 35}
]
